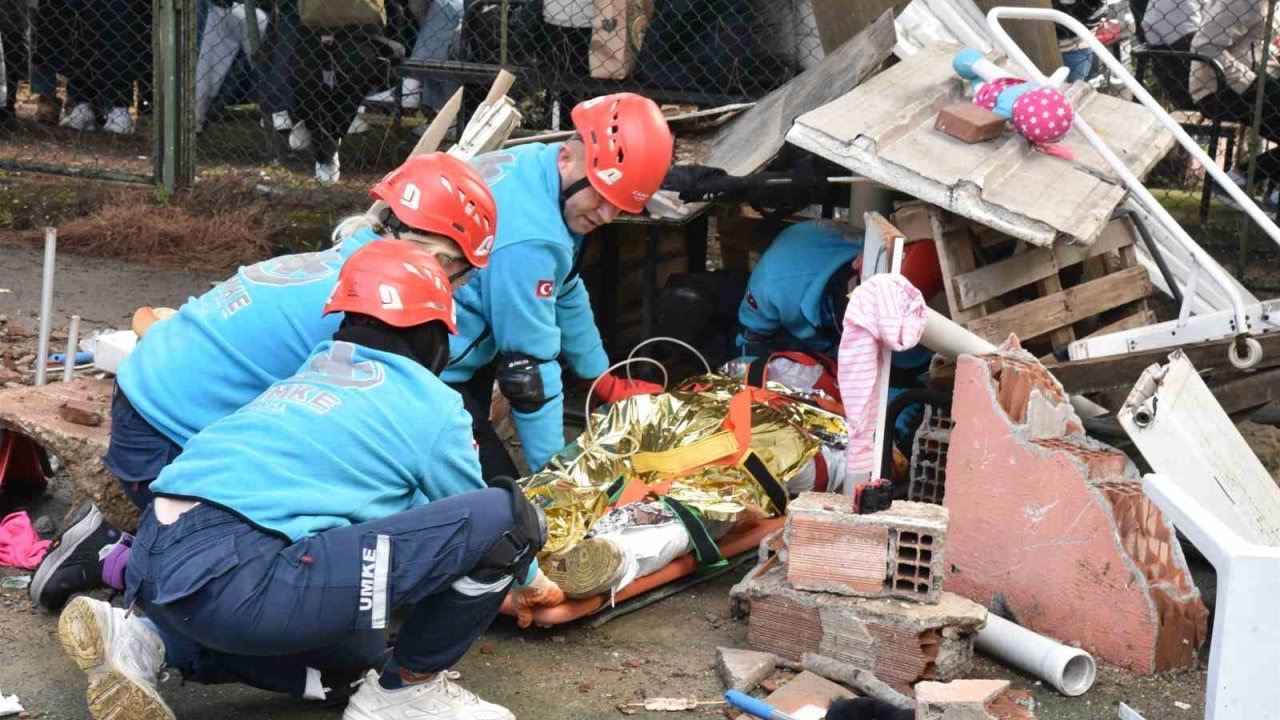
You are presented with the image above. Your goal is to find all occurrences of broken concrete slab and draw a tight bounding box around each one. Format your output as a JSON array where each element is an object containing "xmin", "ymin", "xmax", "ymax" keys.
[
  {"xmin": 785, "ymin": 494, "xmax": 948, "ymax": 603},
  {"xmin": 0, "ymin": 378, "xmax": 138, "ymax": 530},
  {"xmin": 699, "ymin": 9, "xmax": 896, "ymax": 176},
  {"xmin": 916, "ymin": 679, "xmax": 1037, "ymax": 720},
  {"xmin": 786, "ymin": 43, "xmax": 1175, "ymax": 247},
  {"xmin": 945, "ymin": 351, "xmax": 1208, "ymax": 673},
  {"xmin": 732, "ymin": 564, "xmax": 986, "ymax": 689},
  {"xmin": 716, "ymin": 647, "xmax": 777, "ymax": 692},
  {"xmin": 762, "ymin": 670, "xmax": 854, "ymax": 717}
]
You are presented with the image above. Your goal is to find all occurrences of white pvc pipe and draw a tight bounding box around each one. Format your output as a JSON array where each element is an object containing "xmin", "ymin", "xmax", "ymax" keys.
[
  {"xmin": 985, "ymin": 7, "xmax": 1260, "ymax": 341},
  {"xmin": 63, "ymin": 315, "xmax": 80, "ymax": 382},
  {"xmin": 920, "ymin": 307, "xmax": 1109, "ymax": 417},
  {"xmin": 921, "ymin": 307, "xmax": 997, "ymax": 358},
  {"xmin": 34, "ymin": 227, "xmax": 56, "ymax": 386},
  {"xmin": 977, "ymin": 614, "xmax": 1097, "ymax": 696}
]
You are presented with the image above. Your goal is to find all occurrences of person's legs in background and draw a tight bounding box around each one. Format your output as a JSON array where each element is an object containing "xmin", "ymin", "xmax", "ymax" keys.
[
  {"xmin": 1060, "ymin": 48, "xmax": 1093, "ymax": 83},
  {"xmin": 195, "ymin": 3, "xmax": 268, "ymax": 133},
  {"xmin": 0, "ymin": 0, "xmax": 27, "ymax": 123},
  {"xmin": 95, "ymin": 0, "xmax": 144, "ymax": 134},
  {"xmin": 259, "ymin": 0, "xmax": 300, "ymax": 130}
]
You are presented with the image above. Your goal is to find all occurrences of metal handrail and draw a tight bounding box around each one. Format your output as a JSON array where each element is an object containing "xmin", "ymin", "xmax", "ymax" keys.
[{"xmin": 985, "ymin": 7, "xmax": 1276, "ymax": 341}]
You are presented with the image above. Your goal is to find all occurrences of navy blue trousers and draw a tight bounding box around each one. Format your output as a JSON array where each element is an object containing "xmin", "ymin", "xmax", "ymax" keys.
[
  {"xmin": 125, "ymin": 491, "xmax": 515, "ymax": 697},
  {"xmin": 102, "ymin": 386, "xmax": 182, "ymax": 512}
]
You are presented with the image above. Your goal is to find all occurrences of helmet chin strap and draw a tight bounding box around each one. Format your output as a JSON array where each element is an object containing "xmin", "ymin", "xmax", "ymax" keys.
[{"xmin": 560, "ymin": 176, "xmax": 592, "ymax": 212}]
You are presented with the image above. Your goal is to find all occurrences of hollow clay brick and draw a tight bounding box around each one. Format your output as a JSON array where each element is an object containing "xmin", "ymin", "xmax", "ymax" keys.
[{"xmin": 944, "ymin": 352, "xmax": 1207, "ymax": 673}]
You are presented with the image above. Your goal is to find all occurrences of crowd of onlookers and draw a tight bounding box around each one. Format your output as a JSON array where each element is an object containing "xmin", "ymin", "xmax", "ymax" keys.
[{"xmin": 3, "ymin": 0, "xmax": 1279, "ymax": 191}]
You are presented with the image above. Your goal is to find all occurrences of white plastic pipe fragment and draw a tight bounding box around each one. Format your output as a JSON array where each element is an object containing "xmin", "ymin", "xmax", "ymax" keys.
[
  {"xmin": 62, "ymin": 315, "xmax": 80, "ymax": 382},
  {"xmin": 920, "ymin": 308, "xmax": 1109, "ymax": 418},
  {"xmin": 976, "ymin": 614, "xmax": 1096, "ymax": 696},
  {"xmin": 34, "ymin": 227, "xmax": 57, "ymax": 386}
]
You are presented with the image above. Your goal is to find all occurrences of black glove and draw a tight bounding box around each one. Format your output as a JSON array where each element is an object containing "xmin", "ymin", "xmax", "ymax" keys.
[
  {"xmin": 825, "ymin": 698, "xmax": 914, "ymax": 720},
  {"xmin": 661, "ymin": 164, "xmax": 834, "ymax": 208}
]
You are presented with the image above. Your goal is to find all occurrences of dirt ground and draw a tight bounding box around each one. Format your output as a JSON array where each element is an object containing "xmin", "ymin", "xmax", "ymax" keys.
[{"xmin": 0, "ymin": 209, "xmax": 1221, "ymax": 720}]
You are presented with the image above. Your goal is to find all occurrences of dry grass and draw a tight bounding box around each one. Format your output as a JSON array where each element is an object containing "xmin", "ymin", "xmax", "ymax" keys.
[{"xmin": 11, "ymin": 176, "xmax": 275, "ymax": 271}]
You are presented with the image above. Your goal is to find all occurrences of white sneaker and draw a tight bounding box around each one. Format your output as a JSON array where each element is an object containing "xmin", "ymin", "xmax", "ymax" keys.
[
  {"xmin": 61, "ymin": 102, "xmax": 96, "ymax": 131},
  {"xmin": 316, "ymin": 153, "xmax": 341, "ymax": 184},
  {"xmin": 59, "ymin": 596, "xmax": 174, "ymax": 720},
  {"xmin": 289, "ymin": 120, "xmax": 313, "ymax": 151},
  {"xmin": 269, "ymin": 110, "xmax": 293, "ymax": 131},
  {"xmin": 343, "ymin": 669, "xmax": 514, "ymax": 720},
  {"xmin": 365, "ymin": 77, "xmax": 422, "ymax": 110},
  {"xmin": 103, "ymin": 107, "xmax": 136, "ymax": 135},
  {"xmin": 347, "ymin": 108, "xmax": 372, "ymax": 135}
]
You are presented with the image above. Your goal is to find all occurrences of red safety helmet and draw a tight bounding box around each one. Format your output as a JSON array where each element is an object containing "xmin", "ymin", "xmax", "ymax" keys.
[
  {"xmin": 854, "ymin": 240, "xmax": 944, "ymax": 299},
  {"xmin": 324, "ymin": 239, "xmax": 457, "ymax": 332},
  {"xmin": 368, "ymin": 152, "xmax": 497, "ymax": 268},
  {"xmin": 570, "ymin": 93, "xmax": 674, "ymax": 214}
]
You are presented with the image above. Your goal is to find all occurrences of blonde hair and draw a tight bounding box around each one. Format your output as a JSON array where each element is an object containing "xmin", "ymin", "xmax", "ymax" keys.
[
  {"xmin": 331, "ymin": 211, "xmax": 387, "ymax": 245},
  {"xmin": 332, "ymin": 208, "xmax": 467, "ymax": 260}
]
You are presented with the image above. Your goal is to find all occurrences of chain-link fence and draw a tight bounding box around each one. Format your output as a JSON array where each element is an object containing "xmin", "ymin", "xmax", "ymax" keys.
[
  {"xmin": 0, "ymin": 0, "xmax": 824, "ymax": 191},
  {"xmin": 1129, "ymin": 0, "xmax": 1280, "ymax": 287},
  {"xmin": 0, "ymin": 0, "xmax": 154, "ymax": 182}
]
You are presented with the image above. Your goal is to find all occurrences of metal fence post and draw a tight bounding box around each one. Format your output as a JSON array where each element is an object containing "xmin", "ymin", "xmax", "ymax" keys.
[
  {"xmin": 155, "ymin": 0, "xmax": 195, "ymax": 194},
  {"xmin": 500, "ymin": 0, "xmax": 510, "ymax": 68},
  {"xmin": 1240, "ymin": 0, "xmax": 1278, "ymax": 278}
]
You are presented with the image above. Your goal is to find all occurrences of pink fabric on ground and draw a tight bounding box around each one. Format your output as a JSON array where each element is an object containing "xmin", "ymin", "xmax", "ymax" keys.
[
  {"xmin": 838, "ymin": 274, "xmax": 928, "ymax": 477},
  {"xmin": 0, "ymin": 511, "xmax": 51, "ymax": 569}
]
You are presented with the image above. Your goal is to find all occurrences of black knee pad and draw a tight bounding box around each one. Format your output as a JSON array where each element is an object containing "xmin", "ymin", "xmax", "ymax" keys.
[
  {"xmin": 472, "ymin": 477, "xmax": 547, "ymax": 583},
  {"xmin": 495, "ymin": 354, "xmax": 551, "ymax": 414}
]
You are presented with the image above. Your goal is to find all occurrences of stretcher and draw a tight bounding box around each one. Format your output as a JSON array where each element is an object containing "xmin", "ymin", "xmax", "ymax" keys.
[{"xmin": 499, "ymin": 515, "xmax": 786, "ymax": 626}]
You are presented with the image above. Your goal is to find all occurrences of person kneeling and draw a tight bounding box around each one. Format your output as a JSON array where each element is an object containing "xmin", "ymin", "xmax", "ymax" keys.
[{"xmin": 58, "ymin": 240, "xmax": 561, "ymax": 720}]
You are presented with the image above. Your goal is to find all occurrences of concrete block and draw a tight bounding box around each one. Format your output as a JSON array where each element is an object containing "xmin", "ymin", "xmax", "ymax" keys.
[
  {"xmin": 785, "ymin": 494, "xmax": 948, "ymax": 603},
  {"xmin": 733, "ymin": 564, "xmax": 986, "ymax": 690},
  {"xmin": 59, "ymin": 400, "xmax": 103, "ymax": 427},
  {"xmin": 945, "ymin": 352, "xmax": 1208, "ymax": 673},
  {"xmin": 916, "ymin": 680, "xmax": 1037, "ymax": 720},
  {"xmin": 763, "ymin": 671, "xmax": 854, "ymax": 717},
  {"xmin": 0, "ymin": 378, "xmax": 138, "ymax": 530},
  {"xmin": 935, "ymin": 104, "xmax": 1005, "ymax": 144},
  {"xmin": 716, "ymin": 647, "xmax": 777, "ymax": 692}
]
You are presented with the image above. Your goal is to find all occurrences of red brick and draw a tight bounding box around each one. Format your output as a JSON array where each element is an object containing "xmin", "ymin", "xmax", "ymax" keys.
[{"xmin": 935, "ymin": 103, "xmax": 1006, "ymax": 143}]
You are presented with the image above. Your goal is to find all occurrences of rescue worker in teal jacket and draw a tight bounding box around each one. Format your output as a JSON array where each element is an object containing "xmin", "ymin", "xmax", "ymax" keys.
[{"xmin": 444, "ymin": 93, "xmax": 675, "ymax": 477}]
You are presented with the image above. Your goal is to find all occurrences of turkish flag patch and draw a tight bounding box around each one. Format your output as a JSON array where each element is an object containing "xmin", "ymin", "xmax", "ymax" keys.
[
  {"xmin": 746, "ymin": 291, "xmax": 759, "ymax": 310},
  {"xmin": 535, "ymin": 280, "xmax": 554, "ymax": 298}
]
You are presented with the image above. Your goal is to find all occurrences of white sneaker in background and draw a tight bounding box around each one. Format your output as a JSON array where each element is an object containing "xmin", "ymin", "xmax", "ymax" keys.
[
  {"xmin": 347, "ymin": 108, "xmax": 372, "ymax": 135},
  {"xmin": 365, "ymin": 77, "xmax": 423, "ymax": 110},
  {"xmin": 399, "ymin": 77, "xmax": 423, "ymax": 110},
  {"xmin": 61, "ymin": 103, "xmax": 96, "ymax": 131},
  {"xmin": 103, "ymin": 107, "xmax": 136, "ymax": 135},
  {"xmin": 270, "ymin": 110, "xmax": 293, "ymax": 131},
  {"xmin": 316, "ymin": 153, "xmax": 341, "ymax": 185},
  {"xmin": 59, "ymin": 596, "xmax": 174, "ymax": 720},
  {"xmin": 289, "ymin": 120, "xmax": 313, "ymax": 151},
  {"xmin": 342, "ymin": 669, "xmax": 514, "ymax": 720}
]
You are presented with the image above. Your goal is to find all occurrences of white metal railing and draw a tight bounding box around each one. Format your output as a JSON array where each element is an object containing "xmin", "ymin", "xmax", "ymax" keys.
[{"xmin": 986, "ymin": 7, "xmax": 1278, "ymax": 366}]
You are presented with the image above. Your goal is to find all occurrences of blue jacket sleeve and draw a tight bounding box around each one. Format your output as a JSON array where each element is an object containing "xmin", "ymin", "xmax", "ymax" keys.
[
  {"xmin": 419, "ymin": 396, "xmax": 487, "ymax": 500},
  {"xmin": 482, "ymin": 241, "xmax": 571, "ymax": 472},
  {"xmin": 555, "ymin": 275, "xmax": 609, "ymax": 380}
]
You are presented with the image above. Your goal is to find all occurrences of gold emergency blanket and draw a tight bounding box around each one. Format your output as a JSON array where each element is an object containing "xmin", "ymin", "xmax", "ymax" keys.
[{"xmin": 522, "ymin": 374, "xmax": 847, "ymax": 554}]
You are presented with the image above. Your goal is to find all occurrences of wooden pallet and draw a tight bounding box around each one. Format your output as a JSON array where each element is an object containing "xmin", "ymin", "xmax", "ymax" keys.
[{"xmin": 908, "ymin": 203, "xmax": 1155, "ymax": 353}]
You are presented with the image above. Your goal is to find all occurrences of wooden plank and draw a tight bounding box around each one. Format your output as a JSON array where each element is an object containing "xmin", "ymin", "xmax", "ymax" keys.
[
  {"xmin": 1084, "ymin": 309, "xmax": 1157, "ymax": 339},
  {"xmin": 972, "ymin": 0, "xmax": 1064, "ymax": 76},
  {"xmin": 589, "ymin": 0, "xmax": 654, "ymax": 80},
  {"xmin": 1037, "ymin": 272, "xmax": 1076, "ymax": 348},
  {"xmin": 931, "ymin": 208, "xmax": 987, "ymax": 325},
  {"xmin": 966, "ymin": 266, "xmax": 1153, "ymax": 343},
  {"xmin": 1119, "ymin": 351, "xmax": 1280, "ymax": 545},
  {"xmin": 953, "ymin": 223, "xmax": 1133, "ymax": 310},
  {"xmin": 810, "ymin": 0, "xmax": 909, "ymax": 54},
  {"xmin": 703, "ymin": 11, "xmax": 895, "ymax": 176},
  {"xmin": 1207, "ymin": 367, "xmax": 1280, "ymax": 418},
  {"xmin": 1046, "ymin": 331, "xmax": 1280, "ymax": 394}
]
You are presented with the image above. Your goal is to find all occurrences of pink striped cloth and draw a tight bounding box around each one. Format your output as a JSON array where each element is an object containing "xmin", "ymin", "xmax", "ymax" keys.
[{"xmin": 838, "ymin": 274, "xmax": 928, "ymax": 477}]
